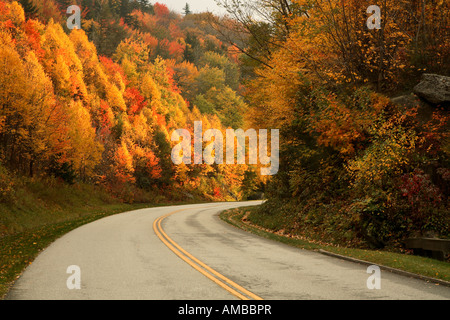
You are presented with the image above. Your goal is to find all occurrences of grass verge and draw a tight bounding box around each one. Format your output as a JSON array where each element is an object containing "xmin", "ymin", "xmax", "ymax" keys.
[{"xmin": 220, "ymin": 206, "xmax": 450, "ymax": 285}]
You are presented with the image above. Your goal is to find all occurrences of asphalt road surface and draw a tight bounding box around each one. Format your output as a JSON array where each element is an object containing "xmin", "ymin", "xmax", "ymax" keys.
[{"xmin": 5, "ymin": 202, "xmax": 450, "ymax": 300}]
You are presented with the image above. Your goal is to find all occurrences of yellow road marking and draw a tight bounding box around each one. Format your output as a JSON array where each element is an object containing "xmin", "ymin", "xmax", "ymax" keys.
[{"xmin": 153, "ymin": 208, "xmax": 263, "ymax": 300}]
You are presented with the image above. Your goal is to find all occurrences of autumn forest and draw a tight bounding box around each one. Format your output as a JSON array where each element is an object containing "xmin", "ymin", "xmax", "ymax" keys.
[{"xmin": 0, "ymin": 0, "xmax": 449, "ymax": 251}]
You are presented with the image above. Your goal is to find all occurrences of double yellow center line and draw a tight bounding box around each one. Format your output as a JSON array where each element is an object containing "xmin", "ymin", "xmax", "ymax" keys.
[{"xmin": 153, "ymin": 208, "xmax": 263, "ymax": 300}]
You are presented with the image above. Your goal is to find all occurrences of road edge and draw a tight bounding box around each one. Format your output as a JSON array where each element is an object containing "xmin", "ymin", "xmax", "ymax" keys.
[
  {"xmin": 219, "ymin": 207, "xmax": 450, "ymax": 288},
  {"xmin": 318, "ymin": 249, "xmax": 450, "ymax": 287}
]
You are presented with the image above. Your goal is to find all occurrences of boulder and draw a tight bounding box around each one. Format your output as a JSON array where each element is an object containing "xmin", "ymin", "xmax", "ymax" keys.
[
  {"xmin": 413, "ymin": 73, "xmax": 450, "ymax": 105},
  {"xmin": 391, "ymin": 93, "xmax": 420, "ymax": 108}
]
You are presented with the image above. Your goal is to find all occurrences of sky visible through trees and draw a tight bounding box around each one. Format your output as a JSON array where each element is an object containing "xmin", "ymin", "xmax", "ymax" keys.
[{"xmin": 158, "ymin": 0, "xmax": 227, "ymax": 15}]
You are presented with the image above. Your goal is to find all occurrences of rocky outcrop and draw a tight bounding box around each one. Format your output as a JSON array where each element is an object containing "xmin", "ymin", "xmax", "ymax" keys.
[
  {"xmin": 413, "ymin": 73, "xmax": 450, "ymax": 105},
  {"xmin": 391, "ymin": 73, "xmax": 450, "ymax": 121},
  {"xmin": 391, "ymin": 93, "xmax": 421, "ymax": 108}
]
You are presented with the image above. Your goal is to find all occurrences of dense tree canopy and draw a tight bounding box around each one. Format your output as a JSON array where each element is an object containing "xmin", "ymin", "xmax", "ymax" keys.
[
  {"xmin": 237, "ymin": 0, "xmax": 449, "ymax": 248},
  {"xmin": 0, "ymin": 0, "xmax": 257, "ymax": 202},
  {"xmin": 0, "ymin": 0, "xmax": 448, "ymax": 249}
]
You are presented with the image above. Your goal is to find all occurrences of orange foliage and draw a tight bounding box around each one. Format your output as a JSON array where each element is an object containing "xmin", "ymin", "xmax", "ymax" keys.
[{"xmin": 0, "ymin": 0, "xmax": 252, "ymax": 202}]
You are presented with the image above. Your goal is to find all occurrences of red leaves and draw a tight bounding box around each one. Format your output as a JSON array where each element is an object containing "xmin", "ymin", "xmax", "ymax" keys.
[
  {"xmin": 398, "ymin": 169, "xmax": 443, "ymax": 232},
  {"xmin": 97, "ymin": 100, "xmax": 113, "ymax": 142},
  {"xmin": 419, "ymin": 110, "xmax": 450, "ymax": 155},
  {"xmin": 154, "ymin": 3, "xmax": 170, "ymax": 20},
  {"xmin": 213, "ymin": 187, "xmax": 222, "ymax": 198},
  {"xmin": 124, "ymin": 87, "xmax": 147, "ymax": 115},
  {"xmin": 3, "ymin": 19, "xmax": 14, "ymax": 30},
  {"xmin": 0, "ymin": 1, "xmax": 6, "ymax": 15},
  {"xmin": 400, "ymin": 169, "xmax": 441, "ymax": 204},
  {"xmin": 168, "ymin": 40, "xmax": 185, "ymax": 60},
  {"xmin": 153, "ymin": 109, "xmax": 167, "ymax": 128},
  {"xmin": 166, "ymin": 65, "xmax": 181, "ymax": 94},
  {"xmin": 24, "ymin": 20, "xmax": 44, "ymax": 61},
  {"xmin": 99, "ymin": 56, "xmax": 127, "ymax": 84},
  {"xmin": 144, "ymin": 150, "xmax": 162, "ymax": 180},
  {"xmin": 142, "ymin": 33, "xmax": 158, "ymax": 54}
]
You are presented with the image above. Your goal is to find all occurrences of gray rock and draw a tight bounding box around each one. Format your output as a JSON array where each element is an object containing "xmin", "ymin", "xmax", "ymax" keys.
[
  {"xmin": 391, "ymin": 93, "xmax": 420, "ymax": 108},
  {"xmin": 413, "ymin": 73, "xmax": 450, "ymax": 105}
]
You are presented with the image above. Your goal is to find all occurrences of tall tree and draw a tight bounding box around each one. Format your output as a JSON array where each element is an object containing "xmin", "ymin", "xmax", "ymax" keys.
[
  {"xmin": 137, "ymin": 0, "xmax": 154, "ymax": 14},
  {"xmin": 183, "ymin": 3, "xmax": 192, "ymax": 16}
]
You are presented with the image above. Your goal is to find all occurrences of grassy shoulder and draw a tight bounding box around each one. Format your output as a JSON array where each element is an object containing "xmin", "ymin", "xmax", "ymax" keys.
[
  {"xmin": 0, "ymin": 176, "xmax": 200, "ymax": 299},
  {"xmin": 220, "ymin": 206, "xmax": 450, "ymax": 284}
]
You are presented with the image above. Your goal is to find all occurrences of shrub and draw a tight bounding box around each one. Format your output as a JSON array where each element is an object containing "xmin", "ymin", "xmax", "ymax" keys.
[{"xmin": 0, "ymin": 164, "xmax": 16, "ymax": 203}]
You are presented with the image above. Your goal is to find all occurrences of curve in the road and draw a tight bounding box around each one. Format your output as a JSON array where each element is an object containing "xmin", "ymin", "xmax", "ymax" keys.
[
  {"xmin": 5, "ymin": 201, "xmax": 449, "ymax": 300},
  {"xmin": 153, "ymin": 207, "xmax": 263, "ymax": 300}
]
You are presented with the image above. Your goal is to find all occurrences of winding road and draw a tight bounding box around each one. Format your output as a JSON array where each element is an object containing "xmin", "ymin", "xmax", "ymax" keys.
[{"xmin": 5, "ymin": 202, "xmax": 450, "ymax": 300}]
